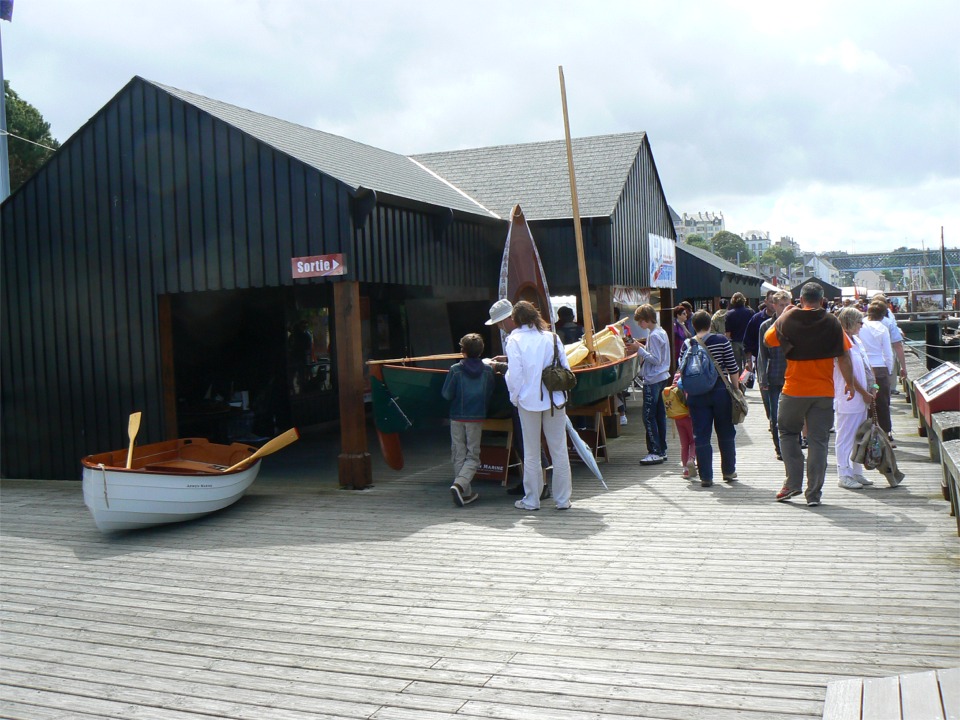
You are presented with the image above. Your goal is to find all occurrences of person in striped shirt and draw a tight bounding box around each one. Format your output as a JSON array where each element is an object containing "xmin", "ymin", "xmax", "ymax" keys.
[{"xmin": 678, "ymin": 310, "xmax": 740, "ymax": 487}]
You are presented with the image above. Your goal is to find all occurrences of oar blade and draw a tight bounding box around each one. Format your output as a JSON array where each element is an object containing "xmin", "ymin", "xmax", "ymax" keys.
[
  {"xmin": 126, "ymin": 411, "xmax": 143, "ymax": 469},
  {"xmin": 223, "ymin": 427, "xmax": 300, "ymax": 473}
]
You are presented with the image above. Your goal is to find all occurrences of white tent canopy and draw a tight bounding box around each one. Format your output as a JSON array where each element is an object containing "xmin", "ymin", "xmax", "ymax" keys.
[{"xmin": 839, "ymin": 286, "xmax": 882, "ymax": 299}]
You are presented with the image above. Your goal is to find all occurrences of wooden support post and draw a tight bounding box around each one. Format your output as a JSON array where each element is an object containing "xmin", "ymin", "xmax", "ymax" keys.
[
  {"xmin": 334, "ymin": 280, "xmax": 372, "ymax": 488},
  {"xmin": 659, "ymin": 288, "xmax": 676, "ymax": 372}
]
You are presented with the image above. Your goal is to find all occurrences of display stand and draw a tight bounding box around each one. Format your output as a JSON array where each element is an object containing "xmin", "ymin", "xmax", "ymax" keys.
[
  {"xmin": 566, "ymin": 399, "xmax": 611, "ymax": 463},
  {"xmin": 475, "ymin": 418, "xmax": 522, "ymax": 485},
  {"xmin": 914, "ymin": 362, "xmax": 960, "ymax": 437}
]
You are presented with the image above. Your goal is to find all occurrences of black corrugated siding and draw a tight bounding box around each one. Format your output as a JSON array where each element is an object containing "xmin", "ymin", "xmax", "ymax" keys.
[
  {"xmin": 351, "ymin": 203, "xmax": 502, "ymax": 287},
  {"xmin": 609, "ymin": 138, "xmax": 676, "ymax": 288},
  {"xmin": 675, "ymin": 246, "xmax": 762, "ymax": 300},
  {"xmin": 532, "ymin": 138, "xmax": 675, "ymax": 293},
  {"xmin": 1, "ymin": 78, "xmax": 509, "ymax": 479},
  {"xmin": 0, "ymin": 78, "xmax": 360, "ymax": 479},
  {"xmin": 528, "ymin": 219, "xmax": 611, "ymax": 293}
]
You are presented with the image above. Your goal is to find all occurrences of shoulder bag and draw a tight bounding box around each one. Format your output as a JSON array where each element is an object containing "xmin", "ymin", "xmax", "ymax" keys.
[
  {"xmin": 541, "ymin": 332, "xmax": 577, "ymax": 414},
  {"xmin": 695, "ymin": 336, "xmax": 748, "ymax": 425}
]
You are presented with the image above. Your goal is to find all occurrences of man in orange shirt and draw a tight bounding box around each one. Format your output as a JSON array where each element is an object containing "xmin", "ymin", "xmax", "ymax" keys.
[{"xmin": 764, "ymin": 283, "xmax": 856, "ymax": 506}]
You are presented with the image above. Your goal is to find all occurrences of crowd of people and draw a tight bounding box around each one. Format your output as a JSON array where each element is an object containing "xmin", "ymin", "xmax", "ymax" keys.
[{"xmin": 440, "ymin": 287, "xmax": 907, "ymax": 510}]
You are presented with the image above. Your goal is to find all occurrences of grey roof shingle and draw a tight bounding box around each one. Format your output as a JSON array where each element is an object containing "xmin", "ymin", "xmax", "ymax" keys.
[
  {"xmin": 412, "ymin": 133, "xmax": 647, "ymax": 221},
  {"xmin": 149, "ymin": 79, "xmax": 497, "ymax": 219}
]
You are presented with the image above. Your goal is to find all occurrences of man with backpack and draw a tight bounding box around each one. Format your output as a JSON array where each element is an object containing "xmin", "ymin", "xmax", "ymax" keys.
[
  {"xmin": 678, "ymin": 310, "xmax": 740, "ymax": 487},
  {"xmin": 633, "ymin": 304, "xmax": 671, "ymax": 465}
]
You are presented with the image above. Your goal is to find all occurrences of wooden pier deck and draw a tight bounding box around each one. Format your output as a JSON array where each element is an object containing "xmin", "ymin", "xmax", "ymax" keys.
[{"xmin": 2, "ymin": 385, "xmax": 958, "ymax": 719}]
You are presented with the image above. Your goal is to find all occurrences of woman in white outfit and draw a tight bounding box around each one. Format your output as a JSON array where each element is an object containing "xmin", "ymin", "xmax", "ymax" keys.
[
  {"xmin": 504, "ymin": 301, "xmax": 573, "ymax": 511},
  {"xmin": 860, "ymin": 300, "xmax": 895, "ymax": 445},
  {"xmin": 834, "ymin": 307, "xmax": 879, "ymax": 489}
]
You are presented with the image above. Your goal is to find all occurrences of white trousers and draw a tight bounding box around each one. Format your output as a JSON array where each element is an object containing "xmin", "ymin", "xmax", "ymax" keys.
[
  {"xmin": 518, "ymin": 406, "xmax": 572, "ymax": 509},
  {"xmin": 834, "ymin": 409, "xmax": 867, "ymax": 478}
]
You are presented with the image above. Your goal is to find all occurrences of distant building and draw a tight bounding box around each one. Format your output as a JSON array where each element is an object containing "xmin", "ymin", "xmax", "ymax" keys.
[
  {"xmin": 777, "ymin": 235, "xmax": 801, "ymax": 252},
  {"xmin": 853, "ymin": 270, "xmax": 890, "ymax": 292},
  {"xmin": 803, "ymin": 253, "xmax": 841, "ymax": 285},
  {"xmin": 743, "ymin": 230, "xmax": 770, "ymax": 257},
  {"xmin": 674, "ymin": 211, "xmax": 724, "ymax": 244}
]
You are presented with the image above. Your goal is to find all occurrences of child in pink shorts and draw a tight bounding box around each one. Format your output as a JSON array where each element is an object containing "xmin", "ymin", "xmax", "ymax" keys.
[{"xmin": 664, "ymin": 372, "xmax": 696, "ymax": 478}]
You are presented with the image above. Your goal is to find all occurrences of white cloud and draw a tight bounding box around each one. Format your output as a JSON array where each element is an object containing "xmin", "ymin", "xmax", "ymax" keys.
[{"xmin": 3, "ymin": 0, "xmax": 958, "ymax": 254}]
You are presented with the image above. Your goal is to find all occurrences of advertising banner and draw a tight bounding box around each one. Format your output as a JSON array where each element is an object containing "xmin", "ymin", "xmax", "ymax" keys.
[{"xmin": 648, "ymin": 234, "xmax": 677, "ymax": 288}]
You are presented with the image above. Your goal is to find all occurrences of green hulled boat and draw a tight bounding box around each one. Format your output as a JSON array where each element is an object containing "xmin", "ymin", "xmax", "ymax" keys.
[
  {"xmin": 368, "ymin": 205, "xmax": 640, "ymax": 470},
  {"xmin": 371, "ymin": 350, "xmax": 639, "ymax": 435}
]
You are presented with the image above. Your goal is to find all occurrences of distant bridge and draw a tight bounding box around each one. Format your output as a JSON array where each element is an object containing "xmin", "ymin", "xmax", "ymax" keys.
[{"xmin": 825, "ymin": 249, "xmax": 960, "ymax": 271}]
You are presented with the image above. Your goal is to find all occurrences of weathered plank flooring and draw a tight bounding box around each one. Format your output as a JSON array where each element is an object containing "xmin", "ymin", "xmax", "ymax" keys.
[{"xmin": 2, "ymin": 385, "xmax": 958, "ymax": 719}]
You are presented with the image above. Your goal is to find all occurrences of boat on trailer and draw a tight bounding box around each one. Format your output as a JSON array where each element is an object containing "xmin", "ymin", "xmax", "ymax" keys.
[
  {"xmin": 82, "ymin": 438, "xmax": 262, "ymax": 533},
  {"xmin": 369, "ymin": 204, "xmax": 639, "ymax": 470}
]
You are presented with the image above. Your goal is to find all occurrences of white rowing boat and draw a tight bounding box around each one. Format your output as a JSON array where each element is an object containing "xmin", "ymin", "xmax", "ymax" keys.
[{"xmin": 81, "ymin": 437, "xmax": 262, "ymax": 533}]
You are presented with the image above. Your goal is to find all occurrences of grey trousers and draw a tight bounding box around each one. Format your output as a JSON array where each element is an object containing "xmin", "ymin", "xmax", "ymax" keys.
[
  {"xmin": 450, "ymin": 420, "xmax": 483, "ymax": 495},
  {"xmin": 778, "ymin": 395, "xmax": 834, "ymax": 503}
]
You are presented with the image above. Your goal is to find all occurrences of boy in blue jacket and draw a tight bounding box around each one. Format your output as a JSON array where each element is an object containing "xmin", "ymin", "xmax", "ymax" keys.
[{"xmin": 441, "ymin": 333, "xmax": 496, "ymax": 506}]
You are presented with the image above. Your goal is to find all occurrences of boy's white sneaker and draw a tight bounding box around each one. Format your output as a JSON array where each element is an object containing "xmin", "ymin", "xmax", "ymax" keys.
[
  {"xmin": 852, "ymin": 474, "xmax": 873, "ymax": 486},
  {"xmin": 838, "ymin": 476, "xmax": 863, "ymax": 490}
]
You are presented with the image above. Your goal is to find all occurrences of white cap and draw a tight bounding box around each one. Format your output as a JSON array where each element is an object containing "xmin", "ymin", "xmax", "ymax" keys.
[{"xmin": 485, "ymin": 298, "xmax": 513, "ymax": 325}]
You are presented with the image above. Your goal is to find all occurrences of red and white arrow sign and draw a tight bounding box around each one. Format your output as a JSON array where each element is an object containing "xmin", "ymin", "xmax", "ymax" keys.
[{"xmin": 291, "ymin": 254, "xmax": 346, "ymax": 279}]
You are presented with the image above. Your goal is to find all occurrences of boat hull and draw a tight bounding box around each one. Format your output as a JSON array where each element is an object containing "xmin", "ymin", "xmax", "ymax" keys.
[
  {"xmin": 81, "ymin": 438, "xmax": 261, "ymax": 533},
  {"xmin": 372, "ymin": 350, "xmax": 640, "ymax": 432},
  {"xmin": 569, "ymin": 350, "xmax": 640, "ymax": 406}
]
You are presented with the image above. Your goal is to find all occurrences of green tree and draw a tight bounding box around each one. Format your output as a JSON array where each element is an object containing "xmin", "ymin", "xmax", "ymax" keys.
[
  {"xmin": 761, "ymin": 245, "xmax": 797, "ymax": 270},
  {"xmin": 710, "ymin": 231, "xmax": 751, "ymax": 263},
  {"xmin": 685, "ymin": 233, "xmax": 710, "ymax": 250},
  {"xmin": 4, "ymin": 81, "xmax": 60, "ymax": 193}
]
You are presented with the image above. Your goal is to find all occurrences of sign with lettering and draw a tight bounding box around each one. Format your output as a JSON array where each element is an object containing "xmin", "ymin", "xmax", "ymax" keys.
[
  {"xmin": 648, "ymin": 233, "xmax": 676, "ymax": 288},
  {"xmin": 291, "ymin": 254, "xmax": 346, "ymax": 279}
]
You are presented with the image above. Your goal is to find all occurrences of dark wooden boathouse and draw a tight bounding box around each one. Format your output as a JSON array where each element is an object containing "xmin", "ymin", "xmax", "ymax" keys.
[
  {"xmin": 1, "ymin": 76, "xmax": 676, "ymax": 482},
  {"xmin": 675, "ymin": 242, "xmax": 763, "ymax": 310},
  {"xmin": 414, "ymin": 132, "xmax": 675, "ymax": 325}
]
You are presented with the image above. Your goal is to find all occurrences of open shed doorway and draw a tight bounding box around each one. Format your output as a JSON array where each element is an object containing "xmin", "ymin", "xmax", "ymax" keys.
[{"xmin": 169, "ymin": 288, "xmax": 290, "ymax": 443}]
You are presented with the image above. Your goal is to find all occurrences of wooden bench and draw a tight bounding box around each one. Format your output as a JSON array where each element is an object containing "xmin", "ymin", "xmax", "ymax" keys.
[
  {"xmin": 930, "ymin": 410, "xmax": 960, "ymax": 464},
  {"xmin": 941, "ymin": 438, "xmax": 960, "ymax": 536},
  {"xmin": 823, "ymin": 667, "xmax": 959, "ymax": 719}
]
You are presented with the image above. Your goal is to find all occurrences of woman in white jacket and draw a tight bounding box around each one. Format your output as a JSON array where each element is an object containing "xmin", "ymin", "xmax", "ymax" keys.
[
  {"xmin": 860, "ymin": 300, "xmax": 895, "ymax": 445},
  {"xmin": 834, "ymin": 308, "xmax": 879, "ymax": 489},
  {"xmin": 504, "ymin": 301, "xmax": 573, "ymax": 511}
]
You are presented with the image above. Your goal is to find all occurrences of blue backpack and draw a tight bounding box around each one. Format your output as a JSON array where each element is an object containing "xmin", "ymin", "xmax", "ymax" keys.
[{"xmin": 679, "ymin": 338, "xmax": 719, "ymax": 396}]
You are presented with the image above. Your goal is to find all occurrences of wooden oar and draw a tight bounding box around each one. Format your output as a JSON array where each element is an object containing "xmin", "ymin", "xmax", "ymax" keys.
[
  {"xmin": 222, "ymin": 428, "xmax": 300, "ymax": 473},
  {"xmin": 366, "ymin": 353, "xmax": 462, "ymax": 366},
  {"xmin": 125, "ymin": 412, "xmax": 142, "ymax": 469}
]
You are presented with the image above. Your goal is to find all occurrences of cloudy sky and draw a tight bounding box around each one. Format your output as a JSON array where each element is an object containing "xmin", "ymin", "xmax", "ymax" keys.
[{"xmin": 3, "ymin": 0, "xmax": 958, "ymax": 254}]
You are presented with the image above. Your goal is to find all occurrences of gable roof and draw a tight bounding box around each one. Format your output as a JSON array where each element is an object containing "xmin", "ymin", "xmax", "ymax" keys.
[
  {"xmin": 411, "ymin": 132, "xmax": 647, "ymax": 221},
  {"xmin": 149, "ymin": 79, "xmax": 497, "ymax": 219},
  {"xmin": 678, "ymin": 242, "xmax": 762, "ymax": 280}
]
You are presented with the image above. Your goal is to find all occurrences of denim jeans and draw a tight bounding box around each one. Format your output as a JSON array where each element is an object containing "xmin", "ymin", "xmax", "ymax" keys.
[
  {"xmin": 642, "ymin": 379, "xmax": 668, "ymax": 456},
  {"xmin": 764, "ymin": 384, "xmax": 783, "ymax": 455},
  {"xmin": 686, "ymin": 380, "xmax": 737, "ymax": 482}
]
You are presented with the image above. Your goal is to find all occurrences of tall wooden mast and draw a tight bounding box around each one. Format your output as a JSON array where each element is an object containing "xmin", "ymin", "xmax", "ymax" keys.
[{"xmin": 558, "ymin": 66, "xmax": 595, "ymax": 353}]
